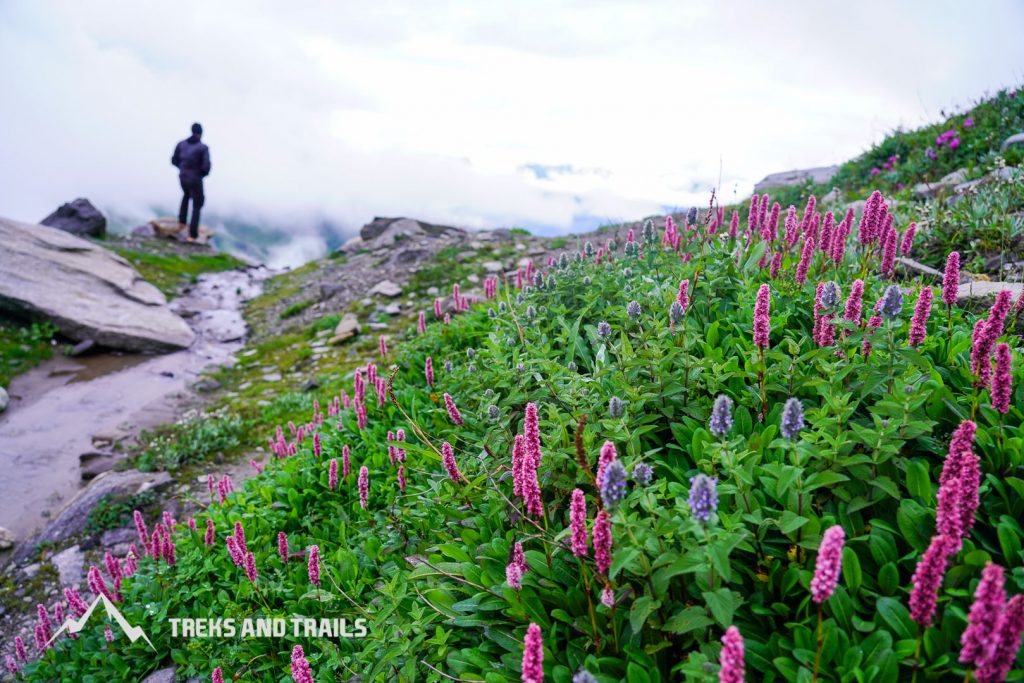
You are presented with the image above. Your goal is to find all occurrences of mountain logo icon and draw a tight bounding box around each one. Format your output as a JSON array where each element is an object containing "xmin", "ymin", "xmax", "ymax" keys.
[{"xmin": 46, "ymin": 593, "xmax": 156, "ymax": 650}]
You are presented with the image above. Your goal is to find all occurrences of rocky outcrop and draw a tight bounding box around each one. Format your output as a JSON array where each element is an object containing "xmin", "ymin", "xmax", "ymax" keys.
[
  {"xmin": 913, "ymin": 168, "xmax": 969, "ymax": 197},
  {"xmin": 0, "ymin": 216, "xmax": 196, "ymax": 352},
  {"xmin": 753, "ymin": 166, "xmax": 839, "ymax": 193},
  {"xmin": 132, "ymin": 217, "xmax": 215, "ymax": 244},
  {"xmin": 357, "ymin": 216, "xmax": 466, "ymax": 249},
  {"xmin": 40, "ymin": 198, "xmax": 107, "ymax": 238},
  {"xmin": 11, "ymin": 469, "xmax": 171, "ymax": 562}
]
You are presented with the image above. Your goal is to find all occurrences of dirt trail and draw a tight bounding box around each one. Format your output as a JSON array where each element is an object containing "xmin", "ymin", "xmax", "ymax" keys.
[{"xmin": 0, "ymin": 268, "xmax": 268, "ymax": 545}]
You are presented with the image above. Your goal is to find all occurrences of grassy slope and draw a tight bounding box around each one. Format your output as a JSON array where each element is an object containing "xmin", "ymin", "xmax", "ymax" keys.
[
  {"xmin": 11, "ymin": 86, "xmax": 1024, "ymax": 682},
  {"xmin": 21, "ymin": 209, "xmax": 1024, "ymax": 682}
]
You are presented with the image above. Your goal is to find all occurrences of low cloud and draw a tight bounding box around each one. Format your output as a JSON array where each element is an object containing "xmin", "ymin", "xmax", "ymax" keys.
[{"xmin": 1, "ymin": 1, "xmax": 1022, "ymax": 265}]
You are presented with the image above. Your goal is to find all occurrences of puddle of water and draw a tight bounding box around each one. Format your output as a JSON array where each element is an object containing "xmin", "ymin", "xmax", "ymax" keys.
[{"xmin": 0, "ymin": 267, "xmax": 269, "ymax": 545}]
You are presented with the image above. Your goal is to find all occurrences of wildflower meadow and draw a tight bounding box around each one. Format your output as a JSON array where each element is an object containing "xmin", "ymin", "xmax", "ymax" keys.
[{"xmin": 7, "ymin": 189, "xmax": 1024, "ymax": 682}]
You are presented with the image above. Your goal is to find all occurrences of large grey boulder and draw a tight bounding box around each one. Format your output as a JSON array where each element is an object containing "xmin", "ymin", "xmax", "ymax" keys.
[
  {"xmin": 11, "ymin": 469, "xmax": 171, "ymax": 562},
  {"xmin": 753, "ymin": 166, "xmax": 839, "ymax": 193},
  {"xmin": 40, "ymin": 198, "xmax": 107, "ymax": 237},
  {"xmin": 0, "ymin": 216, "xmax": 195, "ymax": 352}
]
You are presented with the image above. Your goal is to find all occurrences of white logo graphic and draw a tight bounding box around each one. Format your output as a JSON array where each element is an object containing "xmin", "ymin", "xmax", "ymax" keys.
[{"xmin": 47, "ymin": 594, "xmax": 156, "ymax": 650}]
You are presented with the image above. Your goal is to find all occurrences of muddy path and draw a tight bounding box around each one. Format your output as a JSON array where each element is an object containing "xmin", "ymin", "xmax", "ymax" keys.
[{"xmin": 0, "ymin": 267, "xmax": 268, "ymax": 548}]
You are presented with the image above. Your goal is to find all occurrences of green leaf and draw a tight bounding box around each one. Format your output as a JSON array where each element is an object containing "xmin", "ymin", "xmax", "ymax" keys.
[
  {"xmin": 702, "ymin": 588, "xmax": 740, "ymax": 627},
  {"xmin": 629, "ymin": 596, "xmax": 661, "ymax": 634},
  {"xmin": 876, "ymin": 597, "xmax": 916, "ymax": 640},
  {"xmin": 906, "ymin": 459, "xmax": 933, "ymax": 501},
  {"xmin": 842, "ymin": 546, "xmax": 862, "ymax": 594},
  {"xmin": 662, "ymin": 606, "xmax": 714, "ymax": 635},
  {"xmin": 804, "ymin": 471, "xmax": 850, "ymax": 492}
]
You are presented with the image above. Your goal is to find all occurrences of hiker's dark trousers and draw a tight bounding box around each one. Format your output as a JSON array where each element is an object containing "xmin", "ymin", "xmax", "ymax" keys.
[{"xmin": 178, "ymin": 177, "xmax": 205, "ymax": 238}]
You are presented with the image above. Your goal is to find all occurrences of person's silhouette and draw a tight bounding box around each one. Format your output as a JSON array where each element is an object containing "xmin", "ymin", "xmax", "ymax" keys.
[{"xmin": 171, "ymin": 123, "xmax": 212, "ymax": 241}]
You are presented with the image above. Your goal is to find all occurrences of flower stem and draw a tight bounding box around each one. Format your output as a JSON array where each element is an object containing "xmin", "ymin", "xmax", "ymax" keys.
[{"xmin": 811, "ymin": 604, "xmax": 824, "ymax": 683}]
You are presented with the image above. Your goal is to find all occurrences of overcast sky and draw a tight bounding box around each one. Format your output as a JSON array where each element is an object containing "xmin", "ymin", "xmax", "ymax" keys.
[{"xmin": 1, "ymin": 0, "xmax": 1022, "ymax": 262}]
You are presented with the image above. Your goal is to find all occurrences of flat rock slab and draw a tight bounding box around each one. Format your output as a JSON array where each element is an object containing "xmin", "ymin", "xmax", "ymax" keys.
[
  {"xmin": 956, "ymin": 280, "xmax": 1024, "ymax": 302},
  {"xmin": 0, "ymin": 216, "xmax": 195, "ymax": 352}
]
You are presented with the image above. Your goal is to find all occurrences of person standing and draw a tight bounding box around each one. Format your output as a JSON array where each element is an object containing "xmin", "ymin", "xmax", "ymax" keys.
[{"xmin": 171, "ymin": 123, "xmax": 212, "ymax": 241}]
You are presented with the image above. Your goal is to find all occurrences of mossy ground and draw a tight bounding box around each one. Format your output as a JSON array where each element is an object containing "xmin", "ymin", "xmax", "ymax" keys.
[{"xmin": 106, "ymin": 240, "xmax": 248, "ymax": 298}]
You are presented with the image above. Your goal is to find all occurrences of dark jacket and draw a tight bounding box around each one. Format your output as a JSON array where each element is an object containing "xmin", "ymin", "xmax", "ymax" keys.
[{"xmin": 171, "ymin": 135, "xmax": 211, "ymax": 181}]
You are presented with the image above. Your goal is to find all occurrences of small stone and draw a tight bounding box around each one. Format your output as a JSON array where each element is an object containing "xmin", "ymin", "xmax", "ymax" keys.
[
  {"xmin": 0, "ymin": 386, "xmax": 7, "ymax": 413},
  {"xmin": 79, "ymin": 452, "xmax": 118, "ymax": 480},
  {"xmin": 0, "ymin": 526, "xmax": 15, "ymax": 549},
  {"xmin": 382, "ymin": 303, "xmax": 401, "ymax": 316},
  {"xmin": 69, "ymin": 339, "xmax": 96, "ymax": 356},
  {"xmin": 192, "ymin": 377, "xmax": 221, "ymax": 392},
  {"xmin": 261, "ymin": 373, "xmax": 282, "ymax": 382},
  {"xmin": 482, "ymin": 261, "xmax": 504, "ymax": 273},
  {"xmin": 140, "ymin": 667, "xmax": 178, "ymax": 683},
  {"xmin": 369, "ymin": 280, "xmax": 402, "ymax": 298}
]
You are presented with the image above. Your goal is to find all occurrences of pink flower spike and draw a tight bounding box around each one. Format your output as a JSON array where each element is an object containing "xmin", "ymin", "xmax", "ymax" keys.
[
  {"xmin": 512, "ymin": 434, "xmax": 526, "ymax": 497},
  {"xmin": 378, "ymin": 334, "xmax": 387, "ymax": 358},
  {"xmin": 204, "ymin": 518, "xmax": 215, "ymax": 546},
  {"xmin": 244, "ymin": 552, "xmax": 258, "ymax": 583},
  {"xmin": 719, "ymin": 625, "xmax": 745, "ymax": 683},
  {"xmin": 908, "ymin": 286, "xmax": 934, "ymax": 348},
  {"xmin": 753, "ymin": 284, "xmax": 771, "ymax": 348},
  {"xmin": 942, "ymin": 252, "xmax": 960, "ymax": 305},
  {"xmin": 570, "ymin": 489, "xmax": 588, "ymax": 557},
  {"xmin": 343, "ymin": 444, "xmax": 351, "ymax": 480},
  {"xmin": 441, "ymin": 441, "xmax": 464, "ymax": 483},
  {"xmin": 810, "ymin": 525, "xmax": 845, "ymax": 603},
  {"xmin": 909, "ymin": 535, "xmax": 953, "ymax": 627},
  {"xmin": 133, "ymin": 510, "xmax": 149, "ymax": 553},
  {"xmin": 992, "ymin": 343, "xmax": 1013, "ymax": 414},
  {"xmin": 443, "ymin": 393, "xmax": 463, "ymax": 426},
  {"xmin": 329, "ymin": 458, "xmax": 339, "ymax": 490},
  {"xmin": 425, "ymin": 356, "xmax": 434, "ymax": 387},
  {"xmin": 677, "ymin": 278, "xmax": 690, "ymax": 312},
  {"xmin": 290, "ymin": 644, "xmax": 315, "ymax": 683},
  {"xmin": 976, "ymin": 595, "xmax": 1024, "ymax": 683},
  {"xmin": 226, "ymin": 536, "xmax": 244, "ymax": 566},
  {"xmin": 900, "ymin": 222, "xmax": 917, "ymax": 256},
  {"xmin": 506, "ymin": 561, "xmax": 523, "ymax": 589},
  {"xmin": 521, "ymin": 623, "xmax": 544, "ymax": 683},
  {"xmin": 358, "ymin": 466, "xmax": 369, "ymax": 508},
  {"xmin": 844, "ymin": 279, "xmax": 864, "ymax": 328},
  {"xmin": 212, "ymin": 667, "xmax": 225, "ymax": 683},
  {"xmin": 308, "ymin": 545, "xmax": 320, "ymax": 586},
  {"xmin": 959, "ymin": 562, "xmax": 1006, "ymax": 667},
  {"xmin": 275, "ymin": 531, "xmax": 288, "ymax": 564}
]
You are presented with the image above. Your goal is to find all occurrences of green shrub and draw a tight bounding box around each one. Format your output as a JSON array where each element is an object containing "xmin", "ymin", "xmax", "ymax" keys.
[{"xmin": 135, "ymin": 410, "xmax": 248, "ymax": 471}]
